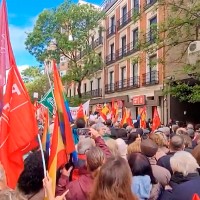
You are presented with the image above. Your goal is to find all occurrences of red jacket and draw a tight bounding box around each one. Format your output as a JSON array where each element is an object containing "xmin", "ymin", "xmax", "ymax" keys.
[{"xmin": 56, "ymin": 136, "xmax": 111, "ymax": 200}]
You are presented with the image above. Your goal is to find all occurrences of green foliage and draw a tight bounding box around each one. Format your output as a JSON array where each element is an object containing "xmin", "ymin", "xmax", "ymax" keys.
[
  {"xmin": 25, "ymin": 0, "xmax": 105, "ymax": 98},
  {"xmin": 25, "ymin": 75, "xmax": 50, "ymax": 102},
  {"xmin": 21, "ymin": 66, "xmax": 41, "ymax": 78},
  {"xmin": 66, "ymin": 96, "xmax": 89, "ymax": 107}
]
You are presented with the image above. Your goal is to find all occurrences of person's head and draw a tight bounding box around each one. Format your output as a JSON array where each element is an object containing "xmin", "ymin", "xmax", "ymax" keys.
[
  {"xmin": 150, "ymin": 131, "xmax": 168, "ymax": 148},
  {"xmin": 195, "ymin": 124, "xmax": 200, "ymax": 131},
  {"xmin": 85, "ymin": 146, "xmax": 105, "ymax": 173},
  {"xmin": 187, "ymin": 128, "xmax": 195, "ymax": 139},
  {"xmin": 105, "ymin": 119, "xmax": 112, "ymax": 127},
  {"xmin": 157, "ymin": 127, "xmax": 170, "ymax": 137},
  {"xmin": 113, "ymin": 122, "xmax": 120, "ymax": 128},
  {"xmin": 17, "ymin": 151, "xmax": 48, "ymax": 197},
  {"xmin": 192, "ymin": 144, "xmax": 200, "ymax": 166},
  {"xmin": 88, "ymin": 119, "xmax": 96, "ymax": 127},
  {"xmin": 77, "ymin": 137, "xmax": 94, "ymax": 155},
  {"xmin": 127, "ymin": 140, "xmax": 141, "ymax": 155},
  {"xmin": 91, "ymin": 123, "xmax": 107, "ymax": 136},
  {"xmin": 140, "ymin": 138, "xmax": 158, "ymax": 158},
  {"xmin": 170, "ymin": 151, "xmax": 199, "ymax": 176},
  {"xmin": 169, "ymin": 135, "xmax": 184, "ymax": 152},
  {"xmin": 105, "ymin": 139, "xmax": 119, "ymax": 157},
  {"xmin": 187, "ymin": 123, "xmax": 194, "ymax": 130},
  {"xmin": 122, "ymin": 123, "xmax": 128, "ymax": 129},
  {"xmin": 172, "ymin": 124, "xmax": 179, "ymax": 133},
  {"xmin": 176, "ymin": 127, "xmax": 187, "ymax": 135},
  {"xmin": 126, "ymin": 126, "xmax": 133, "ymax": 134},
  {"xmin": 116, "ymin": 128, "xmax": 127, "ymax": 138},
  {"xmin": 116, "ymin": 138, "xmax": 127, "ymax": 160},
  {"xmin": 91, "ymin": 156, "xmax": 137, "ymax": 200},
  {"xmin": 128, "ymin": 152, "xmax": 157, "ymax": 184},
  {"xmin": 75, "ymin": 118, "xmax": 86, "ymax": 128},
  {"xmin": 182, "ymin": 134, "xmax": 192, "ymax": 149},
  {"xmin": 178, "ymin": 121, "xmax": 185, "ymax": 128}
]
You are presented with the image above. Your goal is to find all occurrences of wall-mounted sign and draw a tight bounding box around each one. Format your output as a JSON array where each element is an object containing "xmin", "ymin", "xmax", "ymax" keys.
[{"xmin": 132, "ymin": 95, "xmax": 146, "ymax": 105}]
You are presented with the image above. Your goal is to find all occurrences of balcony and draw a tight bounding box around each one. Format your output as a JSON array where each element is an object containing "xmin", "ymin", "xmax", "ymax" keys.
[
  {"xmin": 144, "ymin": 0, "xmax": 157, "ymax": 10},
  {"xmin": 105, "ymin": 83, "xmax": 115, "ymax": 94},
  {"xmin": 93, "ymin": 37, "xmax": 103, "ymax": 49},
  {"xmin": 115, "ymin": 77, "xmax": 140, "ymax": 91},
  {"xmin": 117, "ymin": 7, "xmax": 139, "ymax": 31},
  {"xmin": 106, "ymin": 53, "xmax": 115, "ymax": 65},
  {"xmin": 115, "ymin": 42, "xmax": 139, "ymax": 61},
  {"xmin": 146, "ymin": 30, "xmax": 157, "ymax": 45},
  {"xmin": 142, "ymin": 71, "xmax": 159, "ymax": 86},
  {"xmin": 106, "ymin": 25, "xmax": 116, "ymax": 38},
  {"xmin": 82, "ymin": 89, "xmax": 102, "ymax": 98}
]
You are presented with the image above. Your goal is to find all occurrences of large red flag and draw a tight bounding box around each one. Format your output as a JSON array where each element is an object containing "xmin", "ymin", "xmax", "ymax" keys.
[
  {"xmin": 152, "ymin": 107, "xmax": 161, "ymax": 131},
  {"xmin": 77, "ymin": 104, "xmax": 84, "ymax": 119},
  {"xmin": 0, "ymin": 0, "xmax": 10, "ymax": 114},
  {"xmin": 0, "ymin": 0, "xmax": 37, "ymax": 188}
]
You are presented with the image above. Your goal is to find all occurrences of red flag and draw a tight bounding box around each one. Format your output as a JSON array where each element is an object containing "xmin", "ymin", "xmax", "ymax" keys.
[
  {"xmin": 111, "ymin": 99, "xmax": 116, "ymax": 120},
  {"xmin": 0, "ymin": 0, "xmax": 37, "ymax": 188},
  {"xmin": 120, "ymin": 107, "xmax": 128, "ymax": 127},
  {"xmin": 77, "ymin": 104, "xmax": 84, "ymax": 119},
  {"xmin": 0, "ymin": 0, "xmax": 11, "ymax": 114},
  {"xmin": 152, "ymin": 107, "xmax": 161, "ymax": 131},
  {"xmin": 99, "ymin": 104, "xmax": 109, "ymax": 121},
  {"xmin": 127, "ymin": 110, "xmax": 134, "ymax": 127}
]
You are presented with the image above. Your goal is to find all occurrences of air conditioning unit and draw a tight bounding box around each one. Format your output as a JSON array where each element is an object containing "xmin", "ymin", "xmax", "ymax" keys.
[{"xmin": 188, "ymin": 41, "xmax": 200, "ymax": 65}]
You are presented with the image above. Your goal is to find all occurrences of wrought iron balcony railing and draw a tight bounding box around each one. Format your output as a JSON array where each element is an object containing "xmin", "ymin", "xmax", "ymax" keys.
[
  {"xmin": 106, "ymin": 25, "xmax": 116, "ymax": 38},
  {"xmin": 144, "ymin": 0, "xmax": 157, "ymax": 10},
  {"xmin": 142, "ymin": 70, "xmax": 159, "ymax": 86},
  {"xmin": 106, "ymin": 53, "xmax": 116, "ymax": 65},
  {"xmin": 82, "ymin": 89, "xmax": 102, "ymax": 98}
]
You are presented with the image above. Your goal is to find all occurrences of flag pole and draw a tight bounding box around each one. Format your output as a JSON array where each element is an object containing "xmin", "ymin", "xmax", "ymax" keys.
[{"xmin": 37, "ymin": 134, "xmax": 47, "ymax": 177}]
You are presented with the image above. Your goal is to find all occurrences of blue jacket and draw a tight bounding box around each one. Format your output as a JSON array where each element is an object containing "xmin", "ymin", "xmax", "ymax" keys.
[{"xmin": 161, "ymin": 176, "xmax": 200, "ymax": 200}]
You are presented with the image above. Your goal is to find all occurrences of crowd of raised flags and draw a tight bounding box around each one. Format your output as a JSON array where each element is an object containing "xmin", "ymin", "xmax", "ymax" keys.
[{"xmin": 0, "ymin": 0, "xmax": 164, "ymax": 196}]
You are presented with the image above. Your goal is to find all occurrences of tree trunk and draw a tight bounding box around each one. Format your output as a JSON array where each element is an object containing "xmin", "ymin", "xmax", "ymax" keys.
[{"xmin": 77, "ymin": 81, "xmax": 82, "ymax": 98}]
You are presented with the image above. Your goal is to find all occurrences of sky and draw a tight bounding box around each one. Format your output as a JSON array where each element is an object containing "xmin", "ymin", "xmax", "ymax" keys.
[{"xmin": 5, "ymin": 0, "xmax": 102, "ymax": 70}]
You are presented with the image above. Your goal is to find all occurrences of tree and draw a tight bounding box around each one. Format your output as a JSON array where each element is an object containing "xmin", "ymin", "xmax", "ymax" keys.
[
  {"xmin": 138, "ymin": 0, "xmax": 200, "ymax": 102},
  {"xmin": 25, "ymin": 0, "xmax": 105, "ymax": 98},
  {"xmin": 21, "ymin": 66, "xmax": 41, "ymax": 79},
  {"xmin": 25, "ymin": 75, "xmax": 51, "ymax": 102}
]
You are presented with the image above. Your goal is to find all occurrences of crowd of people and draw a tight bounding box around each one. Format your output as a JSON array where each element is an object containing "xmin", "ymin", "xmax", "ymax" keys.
[{"xmin": 0, "ymin": 116, "xmax": 200, "ymax": 200}]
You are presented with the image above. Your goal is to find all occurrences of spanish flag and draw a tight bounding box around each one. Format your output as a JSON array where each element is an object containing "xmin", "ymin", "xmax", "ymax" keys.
[
  {"xmin": 48, "ymin": 114, "xmax": 67, "ymax": 196},
  {"xmin": 152, "ymin": 107, "xmax": 161, "ymax": 131},
  {"xmin": 120, "ymin": 107, "xmax": 128, "ymax": 127},
  {"xmin": 140, "ymin": 106, "xmax": 147, "ymax": 129},
  {"xmin": 99, "ymin": 104, "xmax": 109, "ymax": 121}
]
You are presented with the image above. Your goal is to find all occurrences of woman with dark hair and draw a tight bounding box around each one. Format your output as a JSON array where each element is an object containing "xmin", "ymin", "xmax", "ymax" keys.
[
  {"xmin": 128, "ymin": 152, "xmax": 162, "ymax": 200},
  {"xmin": 90, "ymin": 156, "xmax": 137, "ymax": 200}
]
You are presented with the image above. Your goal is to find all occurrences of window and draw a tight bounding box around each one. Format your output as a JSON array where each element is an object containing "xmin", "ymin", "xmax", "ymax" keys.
[
  {"xmin": 121, "ymin": 36, "xmax": 126, "ymax": 56},
  {"xmin": 97, "ymin": 78, "xmax": 101, "ymax": 89},
  {"xmin": 149, "ymin": 16, "xmax": 157, "ymax": 43},
  {"xmin": 90, "ymin": 81, "xmax": 93, "ymax": 91},
  {"xmin": 148, "ymin": 55, "xmax": 157, "ymax": 82},
  {"xmin": 84, "ymin": 83, "xmax": 87, "ymax": 94},
  {"xmin": 110, "ymin": 16, "xmax": 115, "ymax": 33},
  {"xmin": 109, "ymin": 71, "xmax": 114, "ymax": 90},
  {"xmin": 132, "ymin": 63, "xmax": 138, "ymax": 85},
  {"xmin": 110, "ymin": 43, "xmax": 114, "ymax": 60},
  {"xmin": 122, "ymin": 5, "xmax": 127, "ymax": 23},
  {"xmin": 133, "ymin": 28, "xmax": 138, "ymax": 49},
  {"xmin": 133, "ymin": 0, "xmax": 139, "ymax": 12},
  {"xmin": 121, "ymin": 67, "xmax": 126, "ymax": 88}
]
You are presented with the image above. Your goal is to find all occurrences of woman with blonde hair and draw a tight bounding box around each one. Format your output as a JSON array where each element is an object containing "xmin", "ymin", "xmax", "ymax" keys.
[
  {"xmin": 90, "ymin": 156, "xmax": 137, "ymax": 200},
  {"xmin": 105, "ymin": 139, "xmax": 120, "ymax": 157},
  {"xmin": 150, "ymin": 131, "xmax": 169, "ymax": 160}
]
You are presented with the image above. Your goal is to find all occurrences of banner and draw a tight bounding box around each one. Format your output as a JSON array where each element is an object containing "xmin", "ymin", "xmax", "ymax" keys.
[
  {"xmin": 40, "ymin": 88, "xmax": 54, "ymax": 116},
  {"xmin": 70, "ymin": 100, "xmax": 90, "ymax": 120}
]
